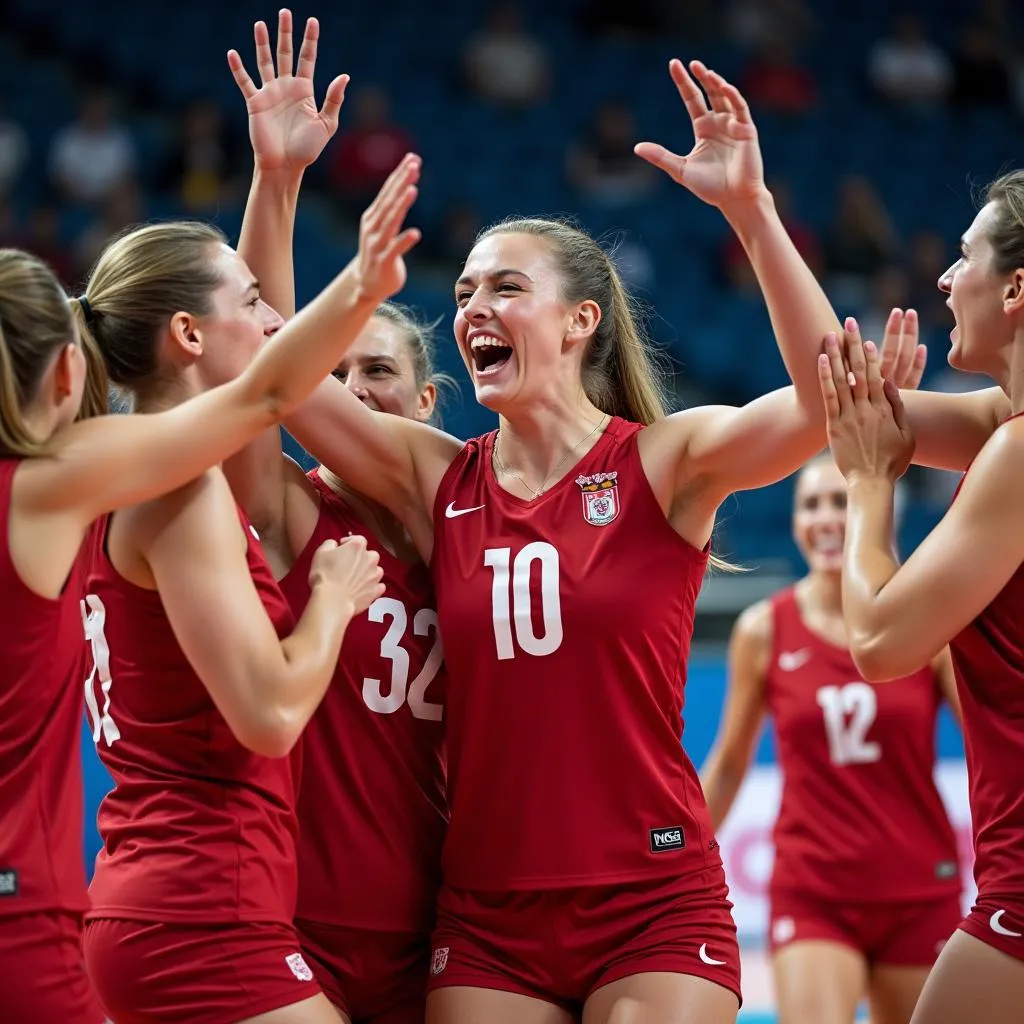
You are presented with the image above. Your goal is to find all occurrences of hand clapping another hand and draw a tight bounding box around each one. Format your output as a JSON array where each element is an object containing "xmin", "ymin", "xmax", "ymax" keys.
[{"xmin": 819, "ymin": 318, "xmax": 915, "ymax": 484}]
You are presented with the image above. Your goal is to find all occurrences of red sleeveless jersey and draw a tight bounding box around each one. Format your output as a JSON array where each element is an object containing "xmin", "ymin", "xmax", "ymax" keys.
[
  {"xmin": 280, "ymin": 470, "xmax": 447, "ymax": 932},
  {"xmin": 81, "ymin": 503, "xmax": 300, "ymax": 924},
  {"xmin": 431, "ymin": 417, "xmax": 717, "ymax": 889},
  {"xmin": 766, "ymin": 588, "xmax": 959, "ymax": 901},
  {"xmin": 0, "ymin": 458, "xmax": 88, "ymax": 916},
  {"xmin": 949, "ymin": 438, "xmax": 1024, "ymax": 901}
]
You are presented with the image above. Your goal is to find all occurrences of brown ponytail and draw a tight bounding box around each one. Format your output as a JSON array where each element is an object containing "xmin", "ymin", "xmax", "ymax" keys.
[
  {"xmin": 0, "ymin": 249, "xmax": 83, "ymax": 457},
  {"xmin": 70, "ymin": 298, "xmax": 110, "ymax": 421}
]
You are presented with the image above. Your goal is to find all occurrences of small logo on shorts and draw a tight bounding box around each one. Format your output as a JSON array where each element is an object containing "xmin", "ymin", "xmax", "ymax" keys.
[
  {"xmin": 431, "ymin": 947, "xmax": 449, "ymax": 976},
  {"xmin": 0, "ymin": 870, "xmax": 17, "ymax": 896},
  {"xmin": 935, "ymin": 860, "xmax": 958, "ymax": 879},
  {"xmin": 990, "ymin": 910, "xmax": 1023, "ymax": 938},
  {"xmin": 285, "ymin": 952, "xmax": 314, "ymax": 982},
  {"xmin": 698, "ymin": 942, "xmax": 727, "ymax": 966},
  {"xmin": 772, "ymin": 916, "xmax": 796, "ymax": 944},
  {"xmin": 649, "ymin": 826, "xmax": 685, "ymax": 853}
]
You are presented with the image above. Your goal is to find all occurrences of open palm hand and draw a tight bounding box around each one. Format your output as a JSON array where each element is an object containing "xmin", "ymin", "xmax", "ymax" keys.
[
  {"xmin": 228, "ymin": 9, "xmax": 347, "ymax": 175},
  {"xmin": 635, "ymin": 59, "xmax": 764, "ymax": 209}
]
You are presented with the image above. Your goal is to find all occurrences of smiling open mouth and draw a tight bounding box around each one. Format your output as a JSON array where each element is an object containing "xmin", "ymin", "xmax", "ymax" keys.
[{"xmin": 471, "ymin": 336, "xmax": 512, "ymax": 374}]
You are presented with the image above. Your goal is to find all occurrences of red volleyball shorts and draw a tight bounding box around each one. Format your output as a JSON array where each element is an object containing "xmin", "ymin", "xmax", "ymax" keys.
[
  {"xmin": 959, "ymin": 896, "xmax": 1024, "ymax": 964},
  {"xmin": 427, "ymin": 867, "xmax": 741, "ymax": 1012},
  {"xmin": 296, "ymin": 919, "xmax": 429, "ymax": 1023},
  {"xmin": 769, "ymin": 888, "xmax": 963, "ymax": 965},
  {"xmin": 83, "ymin": 917, "xmax": 322, "ymax": 1024},
  {"xmin": 0, "ymin": 910, "xmax": 107, "ymax": 1023}
]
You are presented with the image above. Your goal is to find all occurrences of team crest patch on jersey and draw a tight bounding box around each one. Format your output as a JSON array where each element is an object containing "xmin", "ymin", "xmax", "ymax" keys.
[
  {"xmin": 431, "ymin": 947, "xmax": 450, "ymax": 976},
  {"xmin": 575, "ymin": 471, "xmax": 620, "ymax": 526},
  {"xmin": 285, "ymin": 952, "xmax": 314, "ymax": 982}
]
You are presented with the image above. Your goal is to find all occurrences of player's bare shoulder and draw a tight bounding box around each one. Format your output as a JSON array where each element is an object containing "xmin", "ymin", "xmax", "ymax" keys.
[{"xmin": 730, "ymin": 598, "xmax": 774, "ymax": 681}]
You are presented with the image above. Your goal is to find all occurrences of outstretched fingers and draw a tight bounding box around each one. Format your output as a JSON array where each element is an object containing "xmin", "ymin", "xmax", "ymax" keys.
[
  {"xmin": 275, "ymin": 8, "xmax": 294, "ymax": 78},
  {"xmin": 320, "ymin": 74, "xmax": 349, "ymax": 133},
  {"xmin": 362, "ymin": 155, "xmax": 421, "ymax": 234},
  {"xmin": 669, "ymin": 57, "xmax": 710, "ymax": 125},
  {"xmin": 295, "ymin": 15, "xmax": 319, "ymax": 80},
  {"xmin": 632, "ymin": 142, "xmax": 684, "ymax": 181},
  {"xmin": 254, "ymin": 19, "xmax": 275, "ymax": 85},
  {"xmin": 818, "ymin": 340, "xmax": 843, "ymax": 424},
  {"xmin": 227, "ymin": 48, "xmax": 258, "ymax": 101},
  {"xmin": 843, "ymin": 317, "xmax": 870, "ymax": 404},
  {"xmin": 691, "ymin": 60, "xmax": 732, "ymax": 117},
  {"xmin": 863, "ymin": 339, "xmax": 887, "ymax": 406}
]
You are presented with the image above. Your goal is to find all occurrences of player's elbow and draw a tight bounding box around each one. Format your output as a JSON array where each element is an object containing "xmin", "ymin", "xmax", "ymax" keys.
[
  {"xmin": 230, "ymin": 706, "xmax": 303, "ymax": 760},
  {"xmin": 848, "ymin": 631, "xmax": 915, "ymax": 683}
]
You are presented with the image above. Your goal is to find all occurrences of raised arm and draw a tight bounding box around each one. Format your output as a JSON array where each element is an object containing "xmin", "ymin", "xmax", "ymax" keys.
[
  {"xmin": 140, "ymin": 469, "xmax": 384, "ymax": 757},
  {"xmin": 17, "ymin": 153, "xmax": 422, "ymax": 536},
  {"xmin": 700, "ymin": 600, "xmax": 771, "ymax": 831},
  {"xmin": 637, "ymin": 60, "xmax": 840, "ymax": 428},
  {"xmin": 821, "ymin": 326, "xmax": 1024, "ymax": 680},
  {"xmin": 638, "ymin": 59, "xmax": 1005, "ymax": 477},
  {"xmin": 231, "ymin": 9, "xmax": 346, "ymax": 318}
]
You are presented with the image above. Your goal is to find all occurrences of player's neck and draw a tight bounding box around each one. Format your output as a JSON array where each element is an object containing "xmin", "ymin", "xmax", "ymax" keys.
[
  {"xmin": 1007, "ymin": 329, "xmax": 1024, "ymax": 415},
  {"xmin": 801, "ymin": 571, "xmax": 843, "ymax": 616},
  {"xmin": 495, "ymin": 399, "xmax": 608, "ymax": 488},
  {"xmin": 131, "ymin": 367, "xmax": 202, "ymax": 415}
]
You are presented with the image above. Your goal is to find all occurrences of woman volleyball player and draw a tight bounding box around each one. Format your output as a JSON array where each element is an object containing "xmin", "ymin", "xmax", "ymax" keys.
[
  {"xmin": 75, "ymin": 156, "xmax": 422, "ymax": 1021},
  {"xmin": 820, "ymin": 172, "xmax": 1024, "ymax": 1024}
]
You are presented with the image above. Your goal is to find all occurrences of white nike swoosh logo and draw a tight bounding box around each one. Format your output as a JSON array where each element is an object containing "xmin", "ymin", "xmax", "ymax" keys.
[
  {"xmin": 990, "ymin": 910, "xmax": 1023, "ymax": 937},
  {"xmin": 698, "ymin": 943, "xmax": 727, "ymax": 966},
  {"xmin": 778, "ymin": 648, "xmax": 812, "ymax": 671},
  {"xmin": 445, "ymin": 502, "xmax": 485, "ymax": 519}
]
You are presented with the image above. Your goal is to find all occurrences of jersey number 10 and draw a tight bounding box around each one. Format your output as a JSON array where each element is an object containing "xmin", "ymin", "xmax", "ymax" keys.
[{"xmin": 484, "ymin": 543, "xmax": 563, "ymax": 661}]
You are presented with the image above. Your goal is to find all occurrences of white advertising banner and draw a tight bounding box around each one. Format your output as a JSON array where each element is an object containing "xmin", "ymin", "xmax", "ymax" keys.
[{"xmin": 717, "ymin": 761, "xmax": 975, "ymax": 940}]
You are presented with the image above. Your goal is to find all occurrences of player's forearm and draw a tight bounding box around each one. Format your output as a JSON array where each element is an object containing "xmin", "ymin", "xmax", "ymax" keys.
[
  {"xmin": 238, "ymin": 168, "xmax": 302, "ymax": 319},
  {"xmin": 723, "ymin": 188, "xmax": 842, "ymax": 421},
  {"xmin": 240, "ymin": 261, "xmax": 378, "ymax": 419},
  {"xmin": 700, "ymin": 755, "xmax": 745, "ymax": 832},
  {"xmin": 257, "ymin": 583, "xmax": 355, "ymax": 751},
  {"xmin": 842, "ymin": 475, "xmax": 902, "ymax": 676}
]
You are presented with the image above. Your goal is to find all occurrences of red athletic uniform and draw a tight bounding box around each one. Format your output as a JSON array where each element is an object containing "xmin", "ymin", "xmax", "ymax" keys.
[
  {"xmin": 79, "ymin": 504, "xmax": 321, "ymax": 1024},
  {"xmin": 946, "ymin": 428, "xmax": 1024, "ymax": 961},
  {"xmin": 0, "ymin": 458, "xmax": 106, "ymax": 1024},
  {"xmin": 279, "ymin": 469, "xmax": 448, "ymax": 1023},
  {"xmin": 765, "ymin": 588, "xmax": 961, "ymax": 963},
  {"xmin": 427, "ymin": 418, "xmax": 740, "ymax": 1009}
]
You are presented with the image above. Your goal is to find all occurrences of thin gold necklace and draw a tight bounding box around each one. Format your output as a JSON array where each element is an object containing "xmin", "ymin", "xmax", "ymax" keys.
[{"xmin": 492, "ymin": 414, "xmax": 608, "ymax": 499}]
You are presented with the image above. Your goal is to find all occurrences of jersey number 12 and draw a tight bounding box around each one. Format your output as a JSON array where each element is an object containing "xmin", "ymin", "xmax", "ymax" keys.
[{"xmin": 816, "ymin": 682, "xmax": 881, "ymax": 767}]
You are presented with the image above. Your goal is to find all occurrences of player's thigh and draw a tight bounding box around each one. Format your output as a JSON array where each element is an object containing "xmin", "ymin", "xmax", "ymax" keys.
[
  {"xmin": 868, "ymin": 966, "xmax": 929, "ymax": 1024},
  {"xmin": 582, "ymin": 971, "xmax": 738, "ymax": 1024},
  {"xmin": 868, "ymin": 965, "xmax": 930, "ymax": 1024},
  {"xmin": 773, "ymin": 940, "xmax": 867, "ymax": 1024},
  {"xmin": 238, "ymin": 994, "xmax": 348, "ymax": 1024},
  {"xmin": 910, "ymin": 929, "xmax": 1024, "ymax": 1024},
  {"xmin": 427, "ymin": 985, "xmax": 573, "ymax": 1024}
]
